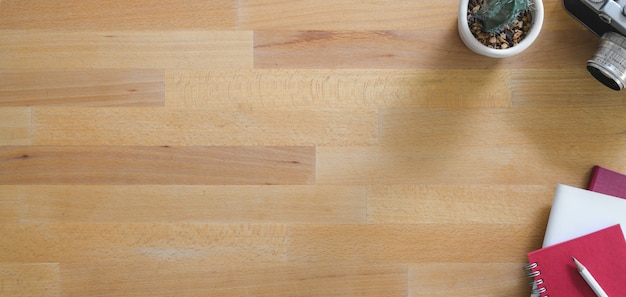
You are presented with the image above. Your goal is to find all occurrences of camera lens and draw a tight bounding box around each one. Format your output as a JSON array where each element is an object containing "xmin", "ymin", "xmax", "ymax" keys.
[{"xmin": 587, "ymin": 32, "xmax": 626, "ymax": 91}]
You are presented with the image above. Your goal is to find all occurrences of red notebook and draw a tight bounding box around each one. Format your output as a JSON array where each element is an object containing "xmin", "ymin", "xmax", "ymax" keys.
[
  {"xmin": 588, "ymin": 166, "xmax": 626, "ymax": 199},
  {"xmin": 526, "ymin": 224, "xmax": 626, "ymax": 297}
]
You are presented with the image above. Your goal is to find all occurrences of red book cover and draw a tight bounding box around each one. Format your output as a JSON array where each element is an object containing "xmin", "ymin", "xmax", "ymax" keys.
[
  {"xmin": 527, "ymin": 224, "xmax": 626, "ymax": 297},
  {"xmin": 588, "ymin": 166, "xmax": 626, "ymax": 199}
]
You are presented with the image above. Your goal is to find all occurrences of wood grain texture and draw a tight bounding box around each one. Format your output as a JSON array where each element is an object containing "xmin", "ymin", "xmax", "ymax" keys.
[
  {"xmin": 287, "ymin": 224, "xmax": 544, "ymax": 263},
  {"xmin": 0, "ymin": 107, "xmax": 31, "ymax": 145},
  {"xmin": 0, "ymin": 30, "xmax": 253, "ymax": 69},
  {"xmin": 317, "ymin": 107, "xmax": 626, "ymax": 185},
  {"xmin": 240, "ymin": 0, "xmax": 456, "ymax": 30},
  {"xmin": 6, "ymin": 185, "xmax": 365, "ymax": 223},
  {"xmin": 0, "ymin": 146, "xmax": 315, "ymax": 185},
  {"xmin": 240, "ymin": 0, "xmax": 577, "ymax": 31},
  {"xmin": 0, "ymin": 263, "xmax": 60, "ymax": 297},
  {"xmin": 0, "ymin": 188, "xmax": 19, "ymax": 223},
  {"xmin": 0, "ymin": 224, "xmax": 288, "ymax": 264},
  {"xmin": 541, "ymin": 0, "xmax": 590, "ymax": 30},
  {"xmin": 409, "ymin": 263, "xmax": 527, "ymax": 297},
  {"xmin": 254, "ymin": 30, "xmax": 598, "ymax": 69},
  {"xmin": 0, "ymin": 70, "xmax": 164, "ymax": 107},
  {"xmin": 165, "ymin": 69, "xmax": 511, "ymax": 108},
  {"xmin": 317, "ymin": 145, "xmax": 613, "ymax": 186},
  {"xmin": 512, "ymin": 69, "xmax": 626, "ymax": 107},
  {"xmin": 61, "ymin": 262, "xmax": 406, "ymax": 297},
  {"xmin": 32, "ymin": 108, "xmax": 377, "ymax": 146},
  {"xmin": 0, "ymin": 0, "xmax": 236, "ymax": 30},
  {"xmin": 379, "ymin": 107, "xmax": 626, "ymax": 147},
  {"xmin": 367, "ymin": 185, "xmax": 553, "ymax": 224},
  {"xmin": 4, "ymin": 0, "xmax": 624, "ymax": 295}
]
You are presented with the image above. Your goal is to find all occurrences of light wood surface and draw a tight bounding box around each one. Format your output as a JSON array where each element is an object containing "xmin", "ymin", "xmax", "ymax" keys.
[{"xmin": 1, "ymin": 0, "xmax": 622, "ymax": 296}]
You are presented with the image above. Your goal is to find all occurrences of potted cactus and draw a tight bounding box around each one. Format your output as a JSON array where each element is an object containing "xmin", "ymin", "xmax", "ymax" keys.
[{"xmin": 458, "ymin": 0, "xmax": 544, "ymax": 58}]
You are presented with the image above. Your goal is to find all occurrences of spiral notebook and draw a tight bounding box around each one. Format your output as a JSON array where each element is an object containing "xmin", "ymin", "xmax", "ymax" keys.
[
  {"xmin": 528, "ymin": 184, "xmax": 626, "ymax": 297},
  {"xmin": 526, "ymin": 224, "xmax": 626, "ymax": 297}
]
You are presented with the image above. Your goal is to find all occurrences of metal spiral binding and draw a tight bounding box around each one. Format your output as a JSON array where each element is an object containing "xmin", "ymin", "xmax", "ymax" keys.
[{"xmin": 523, "ymin": 262, "xmax": 548, "ymax": 297}]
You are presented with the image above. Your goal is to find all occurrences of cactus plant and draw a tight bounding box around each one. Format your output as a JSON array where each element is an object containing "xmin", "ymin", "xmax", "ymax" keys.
[{"xmin": 474, "ymin": 0, "xmax": 532, "ymax": 33}]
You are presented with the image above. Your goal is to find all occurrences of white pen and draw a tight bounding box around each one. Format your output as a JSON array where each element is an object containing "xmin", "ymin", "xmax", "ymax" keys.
[{"xmin": 572, "ymin": 257, "xmax": 609, "ymax": 297}]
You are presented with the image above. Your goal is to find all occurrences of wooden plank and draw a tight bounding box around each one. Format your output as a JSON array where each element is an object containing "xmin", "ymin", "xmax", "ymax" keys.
[
  {"xmin": 0, "ymin": 0, "xmax": 236, "ymax": 30},
  {"xmin": 239, "ymin": 0, "xmax": 456, "ymax": 30},
  {"xmin": 32, "ymin": 108, "xmax": 377, "ymax": 146},
  {"xmin": 61, "ymin": 262, "xmax": 406, "ymax": 297},
  {"xmin": 317, "ymin": 107, "xmax": 626, "ymax": 185},
  {"xmin": 512, "ymin": 69, "xmax": 626, "ymax": 107},
  {"xmin": 165, "ymin": 69, "xmax": 511, "ymax": 108},
  {"xmin": 254, "ymin": 30, "xmax": 598, "ymax": 69},
  {"xmin": 0, "ymin": 224, "xmax": 288, "ymax": 264},
  {"xmin": 0, "ymin": 70, "xmax": 164, "ymax": 107},
  {"xmin": 240, "ymin": 0, "xmax": 576, "ymax": 31},
  {"xmin": 0, "ymin": 30, "xmax": 252, "ymax": 69},
  {"xmin": 0, "ymin": 187, "xmax": 20, "ymax": 223},
  {"xmin": 287, "ymin": 224, "xmax": 544, "ymax": 263},
  {"xmin": 0, "ymin": 146, "xmax": 315, "ymax": 185},
  {"xmin": 316, "ymin": 145, "xmax": 611, "ymax": 186},
  {"xmin": 0, "ymin": 0, "xmax": 579, "ymax": 32},
  {"xmin": 0, "ymin": 263, "xmax": 60, "ymax": 297},
  {"xmin": 542, "ymin": 0, "xmax": 592, "ymax": 31},
  {"xmin": 367, "ymin": 185, "xmax": 553, "ymax": 224},
  {"xmin": 8, "ymin": 185, "xmax": 365, "ymax": 223},
  {"xmin": 0, "ymin": 107, "xmax": 31, "ymax": 145},
  {"xmin": 409, "ymin": 263, "xmax": 528, "ymax": 297},
  {"xmin": 380, "ymin": 107, "xmax": 626, "ymax": 147}
]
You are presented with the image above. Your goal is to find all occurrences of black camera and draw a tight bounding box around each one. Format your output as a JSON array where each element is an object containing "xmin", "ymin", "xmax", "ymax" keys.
[{"xmin": 563, "ymin": 0, "xmax": 626, "ymax": 90}]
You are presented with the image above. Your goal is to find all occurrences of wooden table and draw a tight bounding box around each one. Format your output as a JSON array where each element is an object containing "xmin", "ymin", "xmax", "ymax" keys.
[{"xmin": 1, "ymin": 0, "xmax": 624, "ymax": 296}]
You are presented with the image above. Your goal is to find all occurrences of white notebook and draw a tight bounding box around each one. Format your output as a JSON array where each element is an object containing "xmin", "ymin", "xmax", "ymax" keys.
[
  {"xmin": 542, "ymin": 184, "xmax": 626, "ymax": 246},
  {"xmin": 529, "ymin": 184, "xmax": 626, "ymax": 297}
]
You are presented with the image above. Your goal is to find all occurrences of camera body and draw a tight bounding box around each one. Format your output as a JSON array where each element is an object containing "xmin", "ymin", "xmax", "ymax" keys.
[{"xmin": 563, "ymin": 0, "xmax": 626, "ymax": 90}]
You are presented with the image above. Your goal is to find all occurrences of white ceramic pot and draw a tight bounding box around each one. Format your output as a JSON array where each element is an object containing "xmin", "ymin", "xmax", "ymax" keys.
[{"xmin": 457, "ymin": 0, "xmax": 544, "ymax": 58}]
